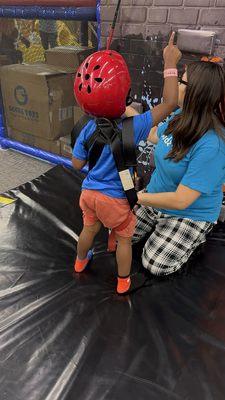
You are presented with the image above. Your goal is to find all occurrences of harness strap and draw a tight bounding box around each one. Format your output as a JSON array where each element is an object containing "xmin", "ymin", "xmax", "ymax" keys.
[
  {"xmin": 86, "ymin": 118, "xmax": 119, "ymax": 171},
  {"xmin": 110, "ymin": 131, "xmax": 138, "ymax": 209},
  {"xmin": 121, "ymin": 118, "xmax": 137, "ymax": 167},
  {"xmin": 85, "ymin": 117, "xmax": 138, "ymax": 210},
  {"xmin": 88, "ymin": 132, "xmax": 106, "ymax": 171},
  {"xmin": 71, "ymin": 115, "xmax": 93, "ymax": 149}
]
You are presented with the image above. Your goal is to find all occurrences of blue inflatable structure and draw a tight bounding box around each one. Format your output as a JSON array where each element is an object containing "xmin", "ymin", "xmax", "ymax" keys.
[{"xmin": 0, "ymin": 5, "xmax": 97, "ymax": 20}]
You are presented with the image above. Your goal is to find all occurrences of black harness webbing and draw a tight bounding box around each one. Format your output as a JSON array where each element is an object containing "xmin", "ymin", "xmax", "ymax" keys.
[
  {"xmin": 71, "ymin": 115, "xmax": 93, "ymax": 150},
  {"xmin": 85, "ymin": 117, "xmax": 138, "ymax": 210}
]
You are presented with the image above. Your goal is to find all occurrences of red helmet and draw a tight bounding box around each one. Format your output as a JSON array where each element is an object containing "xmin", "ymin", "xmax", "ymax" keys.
[{"xmin": 74, "ymin": 50, "xmax": 131, "ymax": 119}]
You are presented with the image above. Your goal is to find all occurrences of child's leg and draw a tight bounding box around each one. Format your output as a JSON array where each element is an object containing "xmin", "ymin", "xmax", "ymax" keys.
[
  {"xmin": 77, "ymin": 221, "xmax": 102, "ymax": 259},
  {"xmin": 75, "ymin": 221, "xmax": 102, "ymax": 273},
  {"xmin": 116, "ymin": 235, "xmax": 132, "ymax": 277},
  {"xmin": 116, "ymin": 235, "xmax": 132, "ymax": 294}
]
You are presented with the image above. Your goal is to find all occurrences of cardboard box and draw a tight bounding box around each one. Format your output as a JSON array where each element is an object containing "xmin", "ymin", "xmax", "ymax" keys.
[
  {"xmin": 45, "ymin": 46, "xmax": 94, "ymax": 71},
  {"xmin": 74, "ymin": 105, "xmax": 85, "ymax": 125},
  {"xmin": 59, "ymin": 106, "xmax": 84, "ymax": 158},
  {"xmin": 7, "ymin": 127, "xmax": 61, "ymax": 155},
  {"xmin": 1, "ymin": 63, "xmax": 75, "ymax": 140},
  {"xmin": 0, "ymin": 55, "xmax": 11, "ymax": 67},
  {"xmin": 60, "ymin": 134, "xmax": 72, "ymax": 159}
]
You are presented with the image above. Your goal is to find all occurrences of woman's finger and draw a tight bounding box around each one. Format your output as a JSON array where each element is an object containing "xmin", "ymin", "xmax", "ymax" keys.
[{"xmin": 168, "ymin": 31, "xmax": 175, "ymax": 46}]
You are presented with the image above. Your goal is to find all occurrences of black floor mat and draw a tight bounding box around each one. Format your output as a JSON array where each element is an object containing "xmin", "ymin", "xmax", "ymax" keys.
[{"xmin": 0, "ymin": 165, "xmax": 225, "ymax": 400}]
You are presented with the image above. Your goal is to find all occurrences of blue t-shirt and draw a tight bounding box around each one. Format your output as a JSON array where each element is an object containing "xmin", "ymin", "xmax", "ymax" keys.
[
  {"xmin": 147, "ymin": 116, "xmax": 225, "ymax": 222},
  {"xmin": 73, "ymin": 112, "xmax": 153, "ymax": 198}
]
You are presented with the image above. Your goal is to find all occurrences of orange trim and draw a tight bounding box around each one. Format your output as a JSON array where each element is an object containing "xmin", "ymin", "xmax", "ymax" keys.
[{"xmin": 201, "ymin": 56, "xmax": 223, "ymax": 64}]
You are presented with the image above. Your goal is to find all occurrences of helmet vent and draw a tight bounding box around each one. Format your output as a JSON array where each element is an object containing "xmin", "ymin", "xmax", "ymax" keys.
[
  {"xmin": 79, "ymin": 83, "xmax": 82, "ymax": 91},
  {"xmin": 93, "ymin": 65, "xmax": 100, "ymax": 71},
  {"xmin": 85, "ymin": 74, "xmax": 90, "ymax": 80},
  {"xmin": 94, "ymin": 78, "xmax": 102, "ymax": 83},
  {"xmin": 87, "ymin": 85, "xmax": 91, "ymax": 94},
  {"xmin": 85, "ymin": 63, "xmax": 89, "ymax": 69},
  {"xmin": 77, "ymin": 72, "xmax": 81, "ymax": 77}
]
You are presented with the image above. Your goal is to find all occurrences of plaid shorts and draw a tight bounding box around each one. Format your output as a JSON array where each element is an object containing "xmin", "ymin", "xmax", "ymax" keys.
[{"xmin": 133, "ymin": 205, "xmax": 214, "ymax": 276}]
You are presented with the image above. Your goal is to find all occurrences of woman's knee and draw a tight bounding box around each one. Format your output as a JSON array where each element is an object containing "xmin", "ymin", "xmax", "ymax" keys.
[
  {"xmin": 141, "ymin": 252, "xmax": 182, "ymax": 276},
  {"xmin": 141, "ymin": 254, "xmax": 164, "ymax": 276}
]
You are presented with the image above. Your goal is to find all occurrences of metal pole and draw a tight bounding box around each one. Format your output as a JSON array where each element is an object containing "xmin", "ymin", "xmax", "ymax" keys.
[{"xmin": 80, "ymin": 21, "xmax": 88, "ymax": 47}]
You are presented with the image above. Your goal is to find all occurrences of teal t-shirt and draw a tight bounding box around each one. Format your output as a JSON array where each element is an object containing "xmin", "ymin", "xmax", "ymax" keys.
[{"xmin": 147, "ymin": 114, "xmax": 225, "ymax": 222}]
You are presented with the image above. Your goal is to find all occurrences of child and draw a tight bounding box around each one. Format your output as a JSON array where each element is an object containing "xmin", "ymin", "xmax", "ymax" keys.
[{"xmin": 72, "ymin": 33, "xmax": 181, "ymax": 294}]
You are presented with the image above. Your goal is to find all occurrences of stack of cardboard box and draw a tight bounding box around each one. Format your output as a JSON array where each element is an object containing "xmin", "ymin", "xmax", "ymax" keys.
[
  {"xmin": 1, "ymin": 63, "xmax": 75, "ymax": 155},
  {"xmin": 0, "ymin": 46, "xmax": 94, "ymax": 158}
]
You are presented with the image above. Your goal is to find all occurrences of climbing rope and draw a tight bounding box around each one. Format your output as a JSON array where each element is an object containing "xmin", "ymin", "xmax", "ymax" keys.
[{"xmin": 106, "ymin": 0, "xmax": 122, "ymax": 50}]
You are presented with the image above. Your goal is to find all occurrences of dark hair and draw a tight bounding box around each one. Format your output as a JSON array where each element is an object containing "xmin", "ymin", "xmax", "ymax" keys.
[{"xmin": 165, "ymin": 61, "xmax": 225, "ymax": 162}]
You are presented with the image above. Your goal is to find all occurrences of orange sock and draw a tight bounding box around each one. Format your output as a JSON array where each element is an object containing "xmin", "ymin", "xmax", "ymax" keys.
[
  {"xmin": 74, "ymin": 250, "xmax": 93, "ymax": 273},
  {"xmin": 117, "ymin": 276, "xmax": 131, "ymax": 294}
]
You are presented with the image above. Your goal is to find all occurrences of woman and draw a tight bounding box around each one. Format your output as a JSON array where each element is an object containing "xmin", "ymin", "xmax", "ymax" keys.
[{"xmin": 134, "ymin": 61, "xmax": 225, "ymax": 276}]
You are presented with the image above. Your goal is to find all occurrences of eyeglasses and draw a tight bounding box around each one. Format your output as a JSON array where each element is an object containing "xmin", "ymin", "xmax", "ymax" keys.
[{"xmin": 178, "ymin": 77, "xmax": 188, "ymax": 86}]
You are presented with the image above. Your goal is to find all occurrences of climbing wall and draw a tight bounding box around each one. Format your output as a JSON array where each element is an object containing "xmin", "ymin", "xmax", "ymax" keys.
[
  {"xmin": 101, "ymin": 0, "xmax": 225, "ymax": 105},
  {"xmin": 101, "ymin": 0, "xmax": 225, "ymax": 185}
]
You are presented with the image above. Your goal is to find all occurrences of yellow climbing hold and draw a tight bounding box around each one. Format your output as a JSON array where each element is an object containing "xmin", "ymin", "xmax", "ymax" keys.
[{"xmin": 0, "ymin": 196, "xmax": 16, "ymax": 207}]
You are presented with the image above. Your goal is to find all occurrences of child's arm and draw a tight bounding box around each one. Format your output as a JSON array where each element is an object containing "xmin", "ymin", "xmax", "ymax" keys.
[
  {"xmin": 151, "ymin": 32, "xmax": 181, "ymax": 127},
  {"xmin": 125, "ymin": 34, "xmax": 181, "ymax": 143},
  {"xmin": 147, "ymin": 126, "xmax": 159, "ymax": 144},
  {"xmin": 72, "ymin": 157, "xmax": 87, "ymax": 171},
  {"xmin": 125, "ymin": 106, "xmax": 159, "ymax": 144},
  {"xmin": 72, "ymin": 123, "xmax": 90, "ymax": 170}
]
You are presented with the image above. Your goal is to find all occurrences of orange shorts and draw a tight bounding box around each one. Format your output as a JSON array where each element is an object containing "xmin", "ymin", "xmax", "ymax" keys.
[{"xmin": 80, "ymin": 190, "xmax": 136, "ymax": 238}]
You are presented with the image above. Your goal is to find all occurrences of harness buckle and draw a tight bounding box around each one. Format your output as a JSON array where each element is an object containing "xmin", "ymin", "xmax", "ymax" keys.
[{"xmin": 97, "ymin": 118, "xmax": 119, "ymax": 142}]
